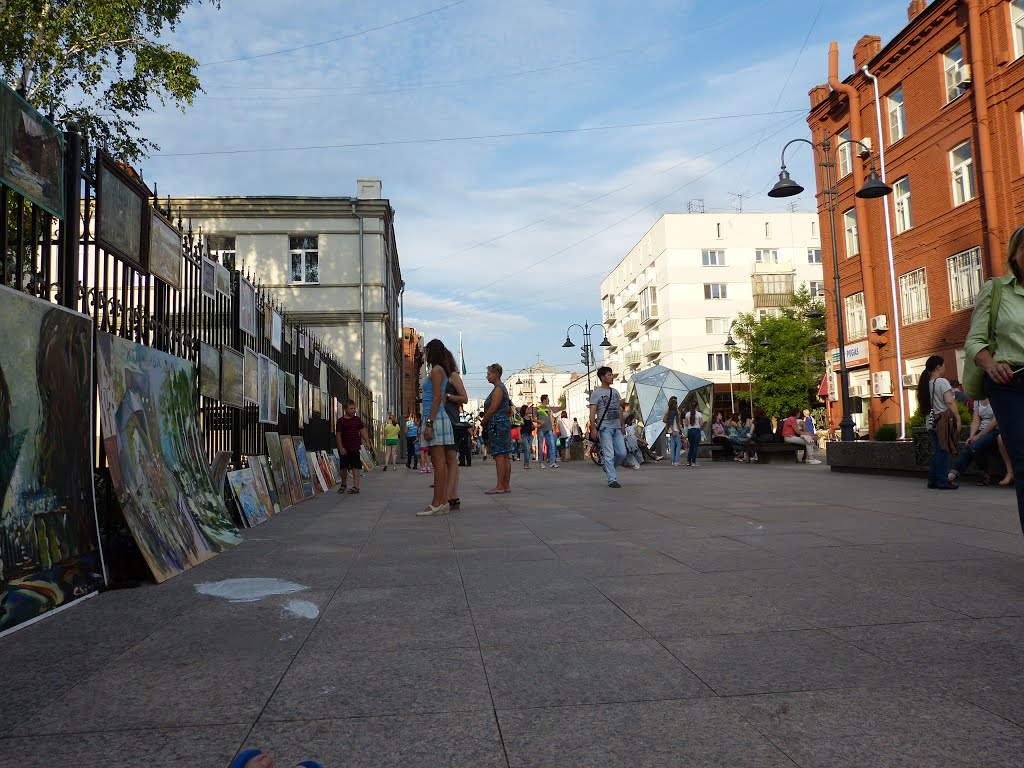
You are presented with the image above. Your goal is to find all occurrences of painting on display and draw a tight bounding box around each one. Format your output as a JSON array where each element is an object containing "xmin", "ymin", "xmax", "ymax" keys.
[
  {"xmin": 0, "ymin": 82, "xmax": 64, "ymax": 219},
  {"xmin": 238, "ymin": 277, "xmax": 256, "ymax": 337},
  {"xmin": 316, "ymin": 450, "xmax": 337, "ymax": 488},
  {"xmin": 0, "ymin": 286, "xmax": 102, "ymax": 632},
  {"xmin": 298, "ymin": 376, "xmax": 307, "ymax": 425},
  {"xmin": 285, "ymin": 373, "xmax": 296, "ymax": 411},
  {"xmin": 270, "ymin": 310, "xmax": 282, "ymax": 352},
  {"xmin": 267, "ymin": 360, "xmax": 280, "ymax": 426},
  {"xmin": 244, "ymin": 455, "xmax": 277, "ymax": 519},
  {"xmin": 278, "ymin": 369, "xmax": 287, "ymax": 414},
  {"xmin": 266, "ymin": 432, "xmax": 299, "ymax": 507},
  {"xmin": 312, "ymin": 385, "xmax": 321, "ymax": 418},
  {"xmin": 330, "ymin": 451, "xmax": 342, "ymax": 482},
  {"xmin": 257, "ymin": 354, "xmax": 271, "ymax": 423},
  {"xmin": 220, "ymin": 346, "xmax": 244, "ymax": 408},
  {"xmin": 309, "ymin": 452, "xmax": 328, "ymax": 493},
  {"xmin": 199, "ymin": 342, "xmax": 220, "ymax": 401},
  {"xmin": 263, "ymin": 305, "xmax": 272, "ymax": 341},
  {"xmin": 314, "ymin": 350, "xmax": 320, "ymax": 368},
  {"xmin": 243, "ymin": 346, "xmax": 258, "ymax": 404},
  {"xmin": 201, "ymin": 258, "xmax": 217, "ymax": 300},
  {"xmin": 96, "ymin": 332, "xmax": 240, "ymax": 583},
  {"xmin": 282, "ymin": 436, "xmax": 311, "ymax": 501},
  {"xmin": 147, "ymin": 210, "xmax": 182, "ymax": 290},
  {"xmin": 252, "ymin": 455, "xmax": 282, "ymax": 515},
  {"xmin": 210, "ymin": 451, "xmax": 231, "ymax": 497},
  {"xmin": 226, "ymin": 468, "xmax": 270, "ymax": 527},
  {"xmin": 215, "ymin": 263, "xmax": 231, "ymax": 297},
  {"xmin": 291, "ymin": 438, "xmax": 316, "ymax": 498},
  {"xmin": 320, "ymin": 363, "xmax": 327, "ymax": 393},
  {"xmin": 95, "ymin": 151, "xmax": 147, "ymax": 272}
]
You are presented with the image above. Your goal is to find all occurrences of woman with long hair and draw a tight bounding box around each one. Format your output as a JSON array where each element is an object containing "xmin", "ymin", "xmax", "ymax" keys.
[
  {"xmin": 382, "ymin": 414, "xmax": 400, "ymax": 470},
  {"xmin": 684, "ymin": 399, "xmax": 704, "ymax": 467},
  {"xmin": 662, "ymin": 395, "xmax": 682, "ymax": 466},
  {"xmin": 917, "ymin": 355, "xmax": 961, "ymax": 490},
  {"xmin": 480, "ymin": 363, "xmax": 513, "ymax": 493},
  {"xmin": 416, "ymin": 339, "xmax": 456, "ymax": 515},
  {"xmin": 442, "ymin": 348, "xmax": 469, "ymax": 510}
]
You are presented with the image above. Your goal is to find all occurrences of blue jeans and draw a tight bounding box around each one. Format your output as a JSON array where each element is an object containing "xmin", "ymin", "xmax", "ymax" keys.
[
  {"xmin": 668, "ymin": 432, "xmax": 682, "ymax": 464},
  {"xmin": 687, "ymin": 428, "xmax": 702, "ymax": 464},
  {"xmin": 985, "ymin": 376, "xmax": 1024, "ymax": 534},
  {"xmin": 927, "ymin": 428, "xmax": 951, "ymax": 486},
  {"xmin": 952, "ymin": 428, "xmax": 1000, "ymax": 478},
  {"xmin": 599, "ymin": 426, "xmax": 627, "ymax": 483},
  {"xmin": 521, "ymin": 434, "xmax": 535, "ymax": 466},
  {"xmin": 406, "ymin": 436, "xmax": 418, "ymax": 468},
  {"xmin": 539, "ymin": 430, "xmax": 558, "ymax": 465}
]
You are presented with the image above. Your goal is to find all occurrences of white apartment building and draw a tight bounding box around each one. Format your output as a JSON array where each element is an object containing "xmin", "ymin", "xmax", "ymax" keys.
[
  {"xmin": 600, "ymin": 212, "xmax": 823, "ymax": 410},
  {"xmin": 171, "ymin": 180, "xmax": 403, "ymax": 424}
]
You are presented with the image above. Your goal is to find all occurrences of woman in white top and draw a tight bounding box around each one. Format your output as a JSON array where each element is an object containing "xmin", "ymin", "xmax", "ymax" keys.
[
  {"xmin": 917, "ymin": 355, "xmax": 961, "ymax": 490},
  {"xmin": 684, "ymin": 399, "xmax": 704, "ymax": 467}
]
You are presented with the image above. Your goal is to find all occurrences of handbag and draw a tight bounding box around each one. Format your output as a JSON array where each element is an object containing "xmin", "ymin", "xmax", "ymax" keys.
[
  {"xmin": 963, "ymin": 278, "xmax": 1003, "ymax": 400},
  {"xmin": 589, "ymin": 390, "xmax": 614, "ymax": 441}
]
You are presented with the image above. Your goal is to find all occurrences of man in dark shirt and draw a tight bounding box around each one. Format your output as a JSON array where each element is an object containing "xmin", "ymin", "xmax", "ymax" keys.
[
  {"xmin": 335, "ymin": 399, "xmax": 370, "ymax": 494},
  {"xmin": 520, "ymin": 409, "xmax": 535, "ymax": 468}
]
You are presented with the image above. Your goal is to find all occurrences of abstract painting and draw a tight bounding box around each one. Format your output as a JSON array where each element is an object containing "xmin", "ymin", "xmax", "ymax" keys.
[
  {"xmin": 0, "ymin": 286, "xmax": 102, "ymax": 632},
  {"xmin": 227, "ymin": 468, "xmax": 269, "ymax": 527},
  {"xmin": 201, "ymin": 258, "xmax": 217, "ymax": 300},
  {"xmin": 220, "ymin": 346, "xmax": 244, "ymax": 408},
  {"xmin": 291, "ymin": 438, "xmax": 316, "ymax": 498},
  {"xmin": 96, "ymin": 332, "xmax": 240, "ymax": 583},
  {"xmin": 215, "ymin": 263, "xmax": 231, "ymax": 297},
  {"xmin": 0, "ymin": 82, "xmax": 64, "ymax": 218},
  {"xmin": 279, "ymin": 436, "xmax": 308, "ymax": 504},
  {"xmin": 199, "ymin": 342, "xmax": 220, "ymax": 401},
  {"xmin": 147, "ymin": 209, "xmax": 182, "ymax": 290},
  {"xmin": 243, "ymin": 346, "xmax": 258, "ymax": 404},
  {"xmin": 252, "ymin": 455, "xmax": 282, "ymax": 515},
  {"xmin": 271, "ymin": 310, "xmax": 282, "ymax": 351},
  {"xmin": 239, "ymin": 277, "xmax": 256, "ymax": 337}
]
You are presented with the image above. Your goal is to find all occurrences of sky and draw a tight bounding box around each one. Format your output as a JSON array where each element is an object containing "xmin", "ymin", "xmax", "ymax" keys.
[{"xmin": 136, "ymin": 0, "xmax": 911, "ymax": 397}]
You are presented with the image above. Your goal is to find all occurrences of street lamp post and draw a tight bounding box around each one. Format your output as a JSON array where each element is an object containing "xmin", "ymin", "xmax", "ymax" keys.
[
  {"xmin": 768, "ymin": 134, "xmax": 892, "ymax": 442},
  {"xmin": 562, "ymin": 321, "xmax": 611, "ymax": 405}
]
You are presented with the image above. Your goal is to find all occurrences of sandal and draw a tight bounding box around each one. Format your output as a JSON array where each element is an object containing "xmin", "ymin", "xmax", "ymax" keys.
[
  {"xmin": 230, "ymin": 750, "xmax": 264, "ymax": 768},
  {"xmin": 448, "ymin": 498, "xmax": 461, "ymax": 510},
  {"xmin": 337, "ymin": 485, "xmax": 346, "ymax": 494},
  {"xmin": 347, "ymin": 487, "xmax": 359, "ymax": 494},
  {"xmin": 976, "ymin": 474, "xmax": 992, "ymax": 486}
]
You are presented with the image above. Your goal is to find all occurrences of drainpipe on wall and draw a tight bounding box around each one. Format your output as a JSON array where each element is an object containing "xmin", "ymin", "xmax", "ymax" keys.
[
  {"xmin": 862, "ymin": 64, "xmax": 908, "ymax": 440},
  {"xmin": 351, "ymin": 201, "xmax": 367, "ymax": 392},
  {"xmin": 829, "ymin": 41, "xmax": 883, "ymax": 435},
  {"xmin": 967, "ymin": 0, "xmax": 1003, "ymax": 279}
]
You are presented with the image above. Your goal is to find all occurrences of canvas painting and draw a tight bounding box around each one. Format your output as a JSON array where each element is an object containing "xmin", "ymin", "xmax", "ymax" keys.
[
  {"xmin": 278, "ymin": 369, "xmax": 287, "ymax": 414},
  {"xmin": 312, "ymin": 386, "xmax": 321, "ymax": 418},
  {"xmin": 239, "ymin": 277, "xmax": 256, "ymax": 337},
  {"xmin": 199, "ymin": 342, "xmax": 220, "ymax": 401},
  {"xmin": 271, "ymin": 310, "xmax": 282, "ymax": 351},
  {"xmin": 95, "ymin": 152, "xmax": 146, "ymax": 272},
  {"xmin": 316, "ymin": 450, "xmax": 337, "ymax": 488},
  {"xmin": 243, "ymin": 346, "xmax": 258, "ymax": 404},
  {"xmin": 320, "ymin": 363, "xmax": 327, "ymax": 393},
  {"xmin": 147, "ymin": 209, "xmax": 182, "ymax": 290},
  {"xmin": 330, "ymin": 452, "xmax": 342, "ymax": 483},
  {"xmin": 309, "ymin": 453, "xmax": 328, "ymax": 493},
  {"xmin": 215, "ymin": 263, "xmax": 231, "ymax": 296},
  {"xmin": 96, "ymin": 332, "xmax": 240, "ymax": 583},
  {"xmin": 263, "ymin": 433, "xmax": 292, "ymax": 509},
  {"xmin": 0, "ymin": 82, "xmax": 64, "ymax": 219},
  {"xmin": 253, "ymin": 455, "xmax": 282, "ymax": 515},
  {"xmin": 298, "ymin": 376, "xmax": 307, "ymax": 425},
  {"xmin": 201, "ymin": 258, "xmax": 217, "ymax": 300},
  {"xmin": 244, "ymin": 455, "xmax": 277, "ymax": 518},
  {"xmin": 210, "ymin": 451, "xmax": 231, "ymax": 497},
  {"xmin": 272, "ymin": 433, "xmax": 303, "ymax": 506},
  {"xmin": 227, "ymin": 468, "xmax": 269, "ymax": 527},
  {"xmin": 0, "ymin": 286, "xmax": 102, "ymax": 632},
  {"xmin": 285, "ymin": 373, "xmax": 296, "ymax": 411},
  {"xmin": 267, "ymin": 360, "xmax": 280, "ymax": 426},
  {"xmin": 257, "ymin": 354, "xmax": 271, "ymax": 423},
  {"xmin": 282, "ymin": 436, "xmax": 311, "ymax": 501},
  {"xmin": 263, "ymin": 304, "xmax": 272, "ymax": 341},
  {"xmin": 314, "ymin": 350, "xmax": 320, "ymax": 368},
  {"xmin": 291, "ymin": 438, "xmax": 316, "ymax": 498},
  {"xmin": 220, "ymin": 346, "xmax": 244, "ymax": 408}
]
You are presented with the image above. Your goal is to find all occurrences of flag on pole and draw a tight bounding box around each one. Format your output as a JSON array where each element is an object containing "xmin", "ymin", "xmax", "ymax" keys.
[{"xmin": 459, "ymin": 331, "xmax": 467, "ymax": 374}]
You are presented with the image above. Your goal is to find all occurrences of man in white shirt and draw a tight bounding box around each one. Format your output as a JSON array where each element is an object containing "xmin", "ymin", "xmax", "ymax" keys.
[{"xmin": 589, "ymin": 367, "xmax": 627, "ymax": 488}]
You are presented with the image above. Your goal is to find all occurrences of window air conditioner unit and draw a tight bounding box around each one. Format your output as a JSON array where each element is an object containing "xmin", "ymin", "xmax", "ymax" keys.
[
  {"xmin": 953, "ymin": 64, "xmax": 972, "ymax": 87},
  {"xmin": 870, "ymin": 314, "xmax": 888, "ymax": 332},
  {"xmin": 902, "ymin": 373, "xmax": 918, "ymax": 388},
  {"xmin": 849, "ymin": 384, "xmax": 868, "ymax": 398},
  {"xmin": 872, "ymin": 371, "xmax": 893, "ymax": 397}
]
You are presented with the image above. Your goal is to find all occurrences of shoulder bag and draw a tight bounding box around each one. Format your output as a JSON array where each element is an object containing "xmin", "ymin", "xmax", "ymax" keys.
[
  {"xmin": 589, "ymin": 390, "xmax": 614, "ymax": 441},
  {"xmin": 963, "ymin": 278, "xmax": 1004, "ymax": 400}
]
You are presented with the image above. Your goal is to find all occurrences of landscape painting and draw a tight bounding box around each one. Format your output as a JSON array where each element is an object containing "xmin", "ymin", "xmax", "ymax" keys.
[
  {"xmin": 239, "ymin": 277, "xmax": 256, "ymax": 337},
  {"xmin": 291, "ymin": 437, "xmax": 316, "ymax": 498},
  {"xmin": 199, "ymin": 342, "xmax": 220, "ymax": 401},
  {"xmin": 95, "ymin": 152, "xmax": 146, "ymax": 272},
  {"xmin": 215, "ymin": 263, "xmax": 231, "ymax": 296},
  {"xmin": 257, "ymin": 354, "xmax": 270, "ymax": 423},
  {"xmin": 0, "ymin": 82, "xmax": 64, "ymax": 219},
  {"xmin": 252, "ymin": 455, "xmax": 282, "ymax": 515},
  {"xmin": 201, "ymin": 258, "xmax": 217, "ymax": 300},
  {"xmin": 220, "ymin": 346, "xmax": 244, "ymax": 408},
  {"xmin": 285, "ymin": 373, "xmax": 296, "ymax": 410},
  {"xmin": 271, "ymin": 310, "xmax": 282, "ymax": 351},
  {"xmin": 147, "ymin": 209, "xmax": 182, "ymax": 290},
  {"xmin": 267, "ymin": 360, "xmax": 280, "ymax": 426},
  {"xmin": 227, "ymin": 468, "xmax": 269, "ymax": 527},
  {"xmin": 244, "ymin": 455, "xmax": 277, "ymax": 519},
  {"xmin": 279, "ymin": 435, "xmax": 307, "ymax": 504},
  {"xmin": 266, "ymin": 432, "xmax": 297, "ymax": 507},
  {"xmin": 0, "ymin": 285, "xmax": 102, "ymax": 632},
  {"xmin": 96, "ymin": 332, "xmax": 240, "ymax": 583},
  {"xmin": 279, "ymin": 369, "xmax": 287, "ymax": 414},
  {"xmin": 243, "ymin": 346, "xmax": 258, "ymax": 404}
]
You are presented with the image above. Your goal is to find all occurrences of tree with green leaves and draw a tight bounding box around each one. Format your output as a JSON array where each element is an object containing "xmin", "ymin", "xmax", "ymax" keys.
[
  {"xmin": 0, "ymin": 0, "xmax": 218, "ymax": 161},
  {"xmin": 729, "ymin": 286, "xmax": 827, "ymax": 418}
]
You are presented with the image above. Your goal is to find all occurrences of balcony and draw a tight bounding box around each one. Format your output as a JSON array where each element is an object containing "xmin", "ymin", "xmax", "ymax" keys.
[
  {"xmin": 622, "ymin": 292, "xmax": 638, "ymax": 308},
  {"xmin": 604, "ymin": 305, "xmax": 617, "ymax": 321},
  {"xmin": 642, "ymin": 339, "xmax": 661, "ymax": 356},
  {"xmin": 640, "ymin": 304, "xmax": 659, "ymax": 324},
  {"xmin": 626, "ymin": 351, "xmax": 642, "ymax": 365},
  {"xmin": 624, "ymin": 319, "xmax": 640, "ymax": 337},
  {"xmin": 752, "ymin": 274, "xmax": 795, "ymax": 309},
  {"xmin": 751, "ymin": 259, "xmax": 795, "ymax": 275}
]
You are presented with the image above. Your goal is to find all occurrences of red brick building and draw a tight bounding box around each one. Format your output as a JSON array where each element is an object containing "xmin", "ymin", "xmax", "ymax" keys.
[
  {"xmin": 806, "ymin": 0, "xmax": 1024, "ymax": 435},
  {"xmin": 402, "ymin": 327, "xmax": 424, "ymax": 419}
]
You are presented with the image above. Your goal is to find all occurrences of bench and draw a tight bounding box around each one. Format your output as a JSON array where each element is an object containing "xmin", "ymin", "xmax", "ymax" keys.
[{"xmin": 748, "ymin": 442, "xmax": 806, "ymax": 464}]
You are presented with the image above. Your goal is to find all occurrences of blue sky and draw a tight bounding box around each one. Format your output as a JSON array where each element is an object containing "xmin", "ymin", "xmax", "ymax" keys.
[{"xmin": 138, "ymin": 0, "xmax": 910, "ymax": 397}]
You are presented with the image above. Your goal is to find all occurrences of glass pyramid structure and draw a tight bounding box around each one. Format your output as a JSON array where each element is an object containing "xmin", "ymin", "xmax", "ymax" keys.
[{"xmin": 625, "ymin": 365, "xmax": 714, "ymax": 447}]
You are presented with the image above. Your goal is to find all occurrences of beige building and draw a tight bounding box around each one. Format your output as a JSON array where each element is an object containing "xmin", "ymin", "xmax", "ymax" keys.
[
  {"xmin": 171, "ymin": 180, "xmax": 403, "ymax": 422},
  {"xmin": 599, "ymin": 212, "xmax": 823, "ymax": 410},
  {"xmin": 503, "ymin": 360, "xmax": 575, "ymax": 414}
]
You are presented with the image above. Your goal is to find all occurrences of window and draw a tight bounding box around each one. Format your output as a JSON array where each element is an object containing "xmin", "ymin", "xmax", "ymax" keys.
[
  {"xmin": 702, "ymin": 249, "xmax": 726, "ymax": 266},
  {"xmin": 900, "ymin": 267, "xmax": 931, "ymax": 325},
  {"xmin": 809, "ymin": 280, "xmax": 825, "ymax": 297},
  {"xmin": 716, "ymin": 222, "xmax": 723, "ymax": 239},
  {"xmin": 944, "ymin": 41, "xmax": 966, "ymax": 103},
  {"xmin": 844, "ymin": 292, "xmax": 867, "ymax": 341},
  {"xmin": 807, "ymin": 248, "xmax": 823, "ymax": 264},
  {"xmin": 837, "ymin": 128, "xmax": 853, "ymax": 178},
  {"xmin": 707, "ymin": 353, "xmax": 731, "ymax": 372},
  {"xmin": 754, "ymin": 274, "xmax": 794, "ymax": 295},
  {"xmin": 755, "ymin": 248, "xmax": 779, "ymax": 264},
  {"xmin": 950, "ymin": 141, "xmax": 976, "ymax": 205},
  {"xmin": 706, "ymin": 317, "xmax": 730, "ymax": 335},
  {"xmin": 757, "ymin": 309, "xmax": 772, "ymax": 320},
  {"xmin": 208, "ymin": 235, "xmax": 236, "ymax": 270},
  {"xmin": 888, "ymin": 87, "xmax": 906, "ymax": 142},
  {"xmin": 947, "ymin": 247, "xmax": 984, "ymax": 311},
  {"xmin": 893, "ymin": 176, "xmax": 912, "ymax": 233},
  {"xmin": 704, "ymin": 283, "xmax": 728, "ymax": 300},
  {"xmin": 811, "ymin": 220, "xmax": 818, "ymax": 238},
  {"xmin": 1014, "ymin": 1, "xmax": 1024, "ymax": 59},
  {"xmin": 289, "ymin": 235, "xmax": 319, "ymax": 284},
  {"xmin": 764, "ymin": 221, "xmax": 772, "ymax": 238},
  {"xmin": 843, "ymin": 209, "xmax": 859, "ymax": 257}
]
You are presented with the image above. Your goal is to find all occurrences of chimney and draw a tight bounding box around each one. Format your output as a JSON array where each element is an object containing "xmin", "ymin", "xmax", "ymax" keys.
[
  {"xmin": 908, "ymin": 0, "xmax": 927, "ymax": 21},
  {"xmin": 809, "ymin": 84, "xmax": 831, "ymax": 110},
  {"xmin": 853, "ymin": 35, "xmax": 881, "ymax": 71},
  {"xmin": 356, "ymin": 178, "xmax": 382, "ymax": 200}
]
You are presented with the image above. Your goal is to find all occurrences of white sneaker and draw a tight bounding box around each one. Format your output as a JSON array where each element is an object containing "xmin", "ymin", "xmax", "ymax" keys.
[
  {"xmin": 416, "ymin": 503, "xmax": 450, "ymax": 516},
  {"xmin": 807, "ymin": 459, "xmax": 822, "ymax": 465},
  {"xmin": 550, "ymin": 463, "xmax": 558, "ymax": 468}
]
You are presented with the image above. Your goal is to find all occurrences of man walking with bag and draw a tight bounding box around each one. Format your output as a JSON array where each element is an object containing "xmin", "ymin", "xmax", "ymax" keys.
[{"xmin": 589, "ymin": 367, "xmax": 627, "ymax": 488}]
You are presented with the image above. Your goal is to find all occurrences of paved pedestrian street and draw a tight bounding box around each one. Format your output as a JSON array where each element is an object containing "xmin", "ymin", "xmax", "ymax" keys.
[{"xmin": 5, "ymin": 459, "xmax": 1024, "ymax": 767}]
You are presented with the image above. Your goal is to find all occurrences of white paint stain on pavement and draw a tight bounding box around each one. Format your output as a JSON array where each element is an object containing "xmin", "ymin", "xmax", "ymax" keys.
[
  {"xmin": 282, "ymin": 599, "xmax": 320, "ymax": 619},
  {"xmin": 195, "ymin": 577, "xmax": 307, "ymax": 602}
]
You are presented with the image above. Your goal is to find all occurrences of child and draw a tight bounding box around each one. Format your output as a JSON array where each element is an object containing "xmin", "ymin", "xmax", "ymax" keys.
[{"xmin": 335, "ymin": 400, "xmax": 373, "ymax": 493}]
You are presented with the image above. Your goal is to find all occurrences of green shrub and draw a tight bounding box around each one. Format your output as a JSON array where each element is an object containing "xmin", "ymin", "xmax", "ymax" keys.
[
  {"xmin": 874, "ymin": 424, "xmax": 898, "ymax": 441},
  {"xmin": 907, "ymin": 410, "xmax": 926, "ymax": 430}
]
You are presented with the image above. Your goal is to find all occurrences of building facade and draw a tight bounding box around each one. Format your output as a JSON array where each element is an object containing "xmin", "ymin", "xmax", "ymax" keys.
[
  {"xmin": 806, "ymin": 0, "xmax": 1024, "ymax": 434},
  {"xmin": 503, "ymin": 361, "xmax": 576, "ymax": 413},
  {"xmin": 170, "ymin": 180, "xmax": 404, "ymax": 424},
  {"xmin": 599, "ymin": 212, "xmax": 823, "ymax": 411},
  {"xmin": 402, "ymin": 327, "xmax": 424, "ymax": 419}
]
